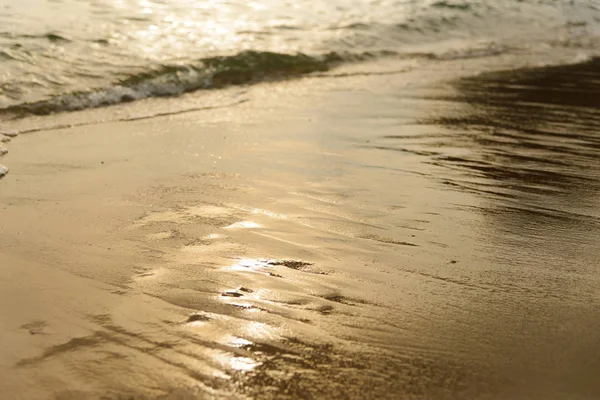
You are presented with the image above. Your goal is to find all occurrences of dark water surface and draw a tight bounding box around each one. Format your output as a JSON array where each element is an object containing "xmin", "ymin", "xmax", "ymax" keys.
[{"xmin": 361, "ymin": 58, "xmax": 600, "ymax": 399}]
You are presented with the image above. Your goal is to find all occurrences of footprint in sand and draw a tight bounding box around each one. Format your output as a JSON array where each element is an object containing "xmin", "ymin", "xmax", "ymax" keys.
[
  {"xmin": 21, "ymin": 321, "xmax": 48, "ymax": 335},
  {"xmin": 221, "ymin": 287, "xmax": 254, "ymax": 298},
  {"xmin": 316, "ymin": 305, "xmax": 335, "ymax": 315},
  {"xmin": 268, "ymin": 260, "xmax": 329, "ymax": 275},
  {"xmin": 320, "ymin": 293, "xmax": 369, "ymax": 306},
  {"xmin": 186, "ymin": 314, "xmax": 211, "ymax": 323}
]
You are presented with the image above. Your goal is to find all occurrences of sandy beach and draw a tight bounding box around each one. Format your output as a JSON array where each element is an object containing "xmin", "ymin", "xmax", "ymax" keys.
[{"xmin": 1, "ymin": 53, "xmax": 600, "ymax": 399}]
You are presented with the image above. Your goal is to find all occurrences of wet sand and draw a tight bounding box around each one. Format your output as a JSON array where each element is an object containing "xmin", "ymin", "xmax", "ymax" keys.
[{"xmin": 1, "ymin": 56, "xmax": 600, "ymax": 399}]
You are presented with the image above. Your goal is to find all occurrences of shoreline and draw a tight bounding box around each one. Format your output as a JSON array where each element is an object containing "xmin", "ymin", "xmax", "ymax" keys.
[{"xmin": 1, "ymin": 54, "xmax": 600, "ymax": 399}]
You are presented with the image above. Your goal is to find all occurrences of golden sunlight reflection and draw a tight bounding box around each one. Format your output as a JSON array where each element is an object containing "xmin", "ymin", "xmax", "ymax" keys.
[
  {"xmin": 248, "ymin": 1, "xmax": 267, "ymax": 11},
  {"xmin": 223, "ymin": 336, "xmax": 254, "ymax": 348},
  {"xmin": 203, "ymin": 233, "xmax": 224, "ymax": 240},
  {"xmin": 129, "ymin": 0, "xmax": 260, "ymax": 58},
  {"xmin": 105, "ymin": 0, "xmax": 305, "ymax": 61},
  {"xmin": 244, "ymin": 321, "xmax": 275, "ymax": 340},
  {"xmin": 213, "ymin": 351, "xmax": 260, "ymax": 373},
  {"xmin": 229, "ymin": 204, "xmax": 288, "ymax": 219},
  {"xmin": 187, "ymin": 319, "xmax": 207, "ymax": 327},
  {"xmin": 230, "ymin": 357, "xmax": 260, "ymax": 372},
  {"xmin": 224, "ymin": 221, "xmax": 262, "ymax": 229},
  {"xmin": 250, "ymin": 208, "xmax": 287, "ymax": 219},
  {"xmin": 224, "ymin": 258, "xmax": 277, "ymax": 276},
  {"xmin": 139, "ymin": 1, "xmax": 153, "ymax": 14},
  {"xmin": 238, "ymin": 258, "xmax": 271, "ymax": 268}
]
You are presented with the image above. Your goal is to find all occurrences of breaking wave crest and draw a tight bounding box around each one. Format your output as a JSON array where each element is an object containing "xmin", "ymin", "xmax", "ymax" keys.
[{"xmin": 0, "ymin": 51, "xmax": 359, "ymax": 118}]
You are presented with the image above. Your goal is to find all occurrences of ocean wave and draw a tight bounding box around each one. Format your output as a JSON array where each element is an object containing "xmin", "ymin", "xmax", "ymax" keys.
[
  {"xmin": 1, "ymin": 0, "xmax": 599, "ymax": 118},
  {"xmin": 0, "ymin": 43, "xmax": 533, "ymax": 118},
  {"xmin": 430, "ymin": 1, "xmax": 472, "ymax": 11},
  {"xmin": 0, "ymin": 50, "xmax": 382, "ymax": 118},
  {"xmin": 1, "ymin": 36, "xmax": 594, "ymax": 119},
  {"xmin": 0, "ymin": 32, "xmax": 71, "ymax": 42}
]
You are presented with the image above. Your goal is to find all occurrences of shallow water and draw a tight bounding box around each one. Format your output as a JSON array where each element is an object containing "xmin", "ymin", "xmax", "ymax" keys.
[
  {"xmin": 1, "ymin": 0, "xmax": 599, "ymax": 114},
  {"xmin": 2, "ymin": 55, "xmax": 599, "ymax": 398}
]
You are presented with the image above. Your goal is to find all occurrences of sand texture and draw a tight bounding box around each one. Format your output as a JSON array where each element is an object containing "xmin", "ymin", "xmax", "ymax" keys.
[{"xmin": 1, "ymin": 56, "xmax": 600, "ymax": 399}]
